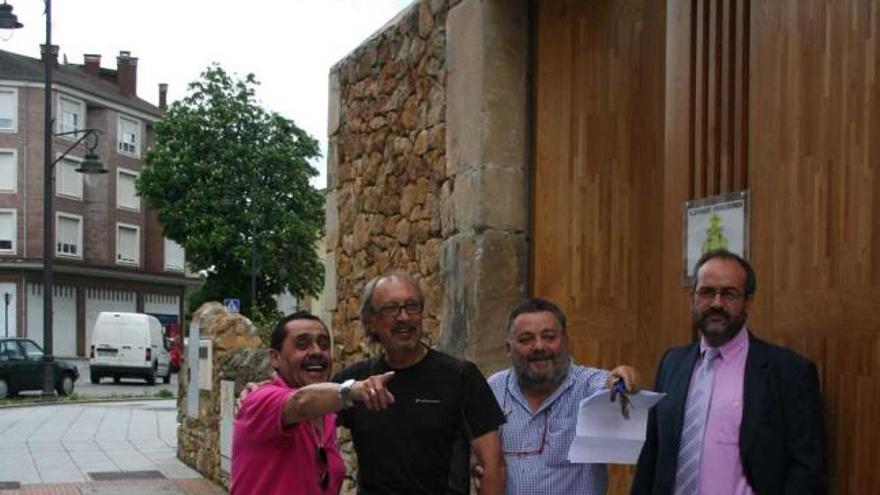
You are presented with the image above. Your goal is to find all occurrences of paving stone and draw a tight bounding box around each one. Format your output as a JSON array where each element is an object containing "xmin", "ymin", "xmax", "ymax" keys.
[{"xmin": 0, "ymin": 400, "xmax": 220, "ymax": 492}]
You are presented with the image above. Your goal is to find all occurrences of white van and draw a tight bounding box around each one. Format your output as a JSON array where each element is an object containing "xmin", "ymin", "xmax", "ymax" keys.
[{"xmin": 89, "ymin": 312, "xmax": 171, "ymax": 385}]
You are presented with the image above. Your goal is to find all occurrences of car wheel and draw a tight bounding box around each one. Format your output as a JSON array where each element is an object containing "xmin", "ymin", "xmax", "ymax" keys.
[
  {"xmin": 56, "ymin": 374, "xmax": 75, "ymax": 396},
  {"xmin": 90, "ymin": 372, "xmax": 100, "ymax": 384},
  {"xmin": 0, "ymin": 378, "xmax": 8, "ymax": 399},
  {"xmin": 113, "ymin": 375, "xmax": 121, "ymax": 384}
]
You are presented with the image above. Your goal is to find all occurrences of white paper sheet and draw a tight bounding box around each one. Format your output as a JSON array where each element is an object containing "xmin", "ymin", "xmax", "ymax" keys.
[{"xmin": 567, "ymin": 389, "xmax": 666, "ymax": 464}]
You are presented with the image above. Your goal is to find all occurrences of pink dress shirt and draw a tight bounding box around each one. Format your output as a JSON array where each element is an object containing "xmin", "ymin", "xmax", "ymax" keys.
[{"xmin": 694, "ymin": 328, "xmax": 755, "ymax": 495}]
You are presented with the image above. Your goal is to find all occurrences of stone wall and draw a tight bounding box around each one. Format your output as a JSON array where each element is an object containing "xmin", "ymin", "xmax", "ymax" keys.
[
  {"xmin": 326, "ymin": 0, "xmax": 453, "ymax": 363},
  {"xmin": 326, "ymin": 0, "xmax": 530, "ymax": 373},
  {"xmin": 176, "ymin": 302, "xmax": 269, "ymax": 488}
]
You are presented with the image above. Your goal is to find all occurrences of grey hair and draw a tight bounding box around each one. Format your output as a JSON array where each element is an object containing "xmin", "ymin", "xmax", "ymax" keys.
[{"xmin": 358, "ymin": 272, "xmax": 424, "ymax": 342}]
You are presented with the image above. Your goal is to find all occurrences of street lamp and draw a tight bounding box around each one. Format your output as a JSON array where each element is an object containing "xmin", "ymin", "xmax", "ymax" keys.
[
  {"xmin": 43, "ymin": 128, "xmax": 106, "ymax": 397},
  {"xmin": 1, "ymin": 0, "xmax": 109, "ymax": 398},
  {"xmin": 0, "ymin": 2, "xmax": 22, "ymax": 30}
]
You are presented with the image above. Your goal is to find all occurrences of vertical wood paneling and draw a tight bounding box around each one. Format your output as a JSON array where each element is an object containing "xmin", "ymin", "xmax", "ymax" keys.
[
  {"xmin": 532, "ymin": 0, "xmax": 573, "ymax": 309},
  {"xmin": 749, "ymin": 0, "xmax": 880, "ymax": 492},
  {"xmin": 534, "ymin": 1, "xmax": 667, "ymax": 492},
  {"xmin": 534, "ymin": 0, "xmax": 665, "ymax": 367},
  {"xmin": 691, "ymin": 0, "xmax": 750, "ymax": 198},
  {"xmin": 534, "ymin": 0, "xmax": 880, "ymax": 493}
]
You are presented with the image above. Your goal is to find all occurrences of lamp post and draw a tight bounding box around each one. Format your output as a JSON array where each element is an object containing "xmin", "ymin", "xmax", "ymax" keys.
[
  {"xmin": 3, "ymin": 292, "xmax": 9, "ymax": 338},
  {"xmin": 1, "ymin": 0, "xmax": 108, "ymax": 398}
]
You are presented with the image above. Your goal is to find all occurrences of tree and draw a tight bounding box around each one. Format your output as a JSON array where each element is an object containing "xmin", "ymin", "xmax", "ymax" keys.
[{"xmin": 138, "ymin": 65, "xmax": 324, "ymax": 318}]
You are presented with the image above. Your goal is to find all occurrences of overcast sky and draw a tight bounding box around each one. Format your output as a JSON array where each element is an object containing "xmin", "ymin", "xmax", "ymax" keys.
[{"xmin": 1, "ymin": 0, "xmax": 415, "ymax": 188}]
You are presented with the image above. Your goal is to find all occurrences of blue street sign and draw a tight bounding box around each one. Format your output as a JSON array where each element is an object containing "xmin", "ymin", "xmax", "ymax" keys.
[{"xmin": 224, "ymin": 298, "xmax": 241, "ymax": 313}]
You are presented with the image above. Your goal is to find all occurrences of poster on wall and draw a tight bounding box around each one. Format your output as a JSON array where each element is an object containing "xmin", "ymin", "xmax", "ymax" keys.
[{"xmin": 682, "ymin": 190, "xmax": 750, "ymax": 284}]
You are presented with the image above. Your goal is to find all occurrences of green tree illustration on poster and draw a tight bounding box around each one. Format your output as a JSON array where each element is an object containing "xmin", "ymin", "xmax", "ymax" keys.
[{"xmin": 702, "ymin": 213, "xmax": 729, "ymax": 253}]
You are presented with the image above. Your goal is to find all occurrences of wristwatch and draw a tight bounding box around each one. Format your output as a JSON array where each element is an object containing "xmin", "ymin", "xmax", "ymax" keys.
[{"xmin": 339, "ymin": 379, "xmax": 356, "ymax": 408}]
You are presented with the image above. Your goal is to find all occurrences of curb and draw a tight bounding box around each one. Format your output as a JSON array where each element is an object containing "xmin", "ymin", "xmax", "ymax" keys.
[{"xmin": 0, "ymin": 395, "xmax": 178, "ymax": 409}]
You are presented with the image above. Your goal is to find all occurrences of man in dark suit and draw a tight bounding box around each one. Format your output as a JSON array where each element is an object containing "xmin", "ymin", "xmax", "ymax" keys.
[{"xmin": 631, "ymin": 250, "xmax": 826, "ymax": 495}]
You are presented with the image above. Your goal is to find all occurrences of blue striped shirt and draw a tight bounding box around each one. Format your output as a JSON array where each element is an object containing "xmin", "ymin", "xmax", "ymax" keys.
[{"xmin": 488, "ymin": 364, "xmax": 610, "ymax": 495}]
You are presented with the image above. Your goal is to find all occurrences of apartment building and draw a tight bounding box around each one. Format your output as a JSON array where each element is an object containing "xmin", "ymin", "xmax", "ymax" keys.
[{"xmin": 0, "ymin": 46, "xmax": 197, "ymax": 357}]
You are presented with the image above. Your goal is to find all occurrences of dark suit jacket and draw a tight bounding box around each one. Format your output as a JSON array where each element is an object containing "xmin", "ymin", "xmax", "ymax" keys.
[{"xmin": 631, "ymin": 332, "xmax": 826, "ymax": 495}]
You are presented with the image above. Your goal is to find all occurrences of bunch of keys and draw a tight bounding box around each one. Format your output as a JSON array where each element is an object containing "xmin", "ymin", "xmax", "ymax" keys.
[{"xmin": 610, "ymin": 378, "xmax": 631, "ymax": 420}]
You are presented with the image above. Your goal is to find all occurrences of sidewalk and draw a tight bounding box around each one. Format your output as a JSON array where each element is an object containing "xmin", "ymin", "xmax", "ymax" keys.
[
  {"xmin": 0, "ymin": 479, "xmax": 224, "ymax": 494},
  {"xmin": 0, "ymin": 400, "xmax": 225, "ymax": 494}
]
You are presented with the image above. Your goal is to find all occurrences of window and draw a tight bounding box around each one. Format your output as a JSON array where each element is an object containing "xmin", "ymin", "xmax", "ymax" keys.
[
  {"xmin": 117, "ymin": 168, "xmax": 140, "ymax": 211},
  {"xmin": 0, "ymin": 149, "xmax": 16, "ymax": 193},
  {"xmin": 116, "ymin": 223, "xmax": 140, "ymax": 265},
  {"xmin": 56, "ymin": 157, "xmax": 84, "ymax": 199},
  {"xmin": 57, "ymin": 95, "xmax": 85, "ymax": 137},
  {"xmin": 0, "ymin": 340, "xmax": 24, "ymax": 361},
  {"xmin": 20, "ymin": 339, "xmax": 44, "ymax": 360},
  {"xmin": 164, "ymin": 238, "xmax": 185, "ymax": 271},
  {"xmin": 117, "ymin": 115, "xmax": 141, "ymax": 156},
  {"xmin": 0, "ymin": 209, "xmax": 16, "ymax": 254},
  {"xmin": 0, "ymin": 88, "xmax": 16, "ymax": 132},
  {"xmin": 56, "ymin": 213, "xmax": 83, "ymax": 258}
]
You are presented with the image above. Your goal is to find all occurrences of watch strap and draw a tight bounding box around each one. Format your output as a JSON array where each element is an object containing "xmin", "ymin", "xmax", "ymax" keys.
[{"xmin": 339, "ymin": 379, "xmax": 356, "ymax": 408}]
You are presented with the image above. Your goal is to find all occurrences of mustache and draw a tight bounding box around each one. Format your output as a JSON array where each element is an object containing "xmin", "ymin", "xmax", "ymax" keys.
[
  {"xmin": 392, "ymin": 322, "xmax": 418, "ymax": 333},
  {"xmin": 527, "ymin": 350, "xmax": 555, "ymax": 362},
  {"xmin": 301, "ymin": 357, "xmax": 330, "ymax": 369},
  {"xmin": 701, "ymin": 308, "xmax": 730, "ymax": 320}
]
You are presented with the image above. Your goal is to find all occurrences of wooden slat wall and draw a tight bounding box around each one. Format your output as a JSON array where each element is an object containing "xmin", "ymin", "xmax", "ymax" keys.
[
  {"xmin": 691, "ymin": 0, "xmax": 750, "ymax": 197},
  {"xmin": 533, "ymin": 0, "xmax": 880, "ymax": 493},
  {"xmin": 532, "ymin": 1, "xmax": 666, "ymax": 492},
  {"xmin": 748, "ymin": 0, "xmax": 880, "ymax": 492},
  {"xmin": 533, "ymin": 0, "xmax": 665, "ymax": 368}
]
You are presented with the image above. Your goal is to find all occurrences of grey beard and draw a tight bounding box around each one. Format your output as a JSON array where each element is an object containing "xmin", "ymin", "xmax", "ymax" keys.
[{"xmin": 516, "ymin": 354, "xmax": 572, "ymax": 388}]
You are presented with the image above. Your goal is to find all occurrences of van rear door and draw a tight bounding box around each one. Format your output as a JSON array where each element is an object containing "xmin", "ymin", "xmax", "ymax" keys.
[
  {"xmin": 118, "ymin": 320, "xmax": 148, "ymax": 366},
  {"xmin": 93, "ymin": 318, "xmax": 123, "ymax": 363}
]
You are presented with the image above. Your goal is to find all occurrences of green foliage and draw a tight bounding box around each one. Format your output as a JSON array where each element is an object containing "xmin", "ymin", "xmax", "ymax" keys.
[
  {"xmin": 250, "ymin": 307, "xmax": 278, "ymax": 348},
  {"xmin": 155, "ymin": 389, "xmax": 174, "ymax": 399},
  {"xmin": 138, "ymin": 65, "xmax": 325, "ymax": 317}
]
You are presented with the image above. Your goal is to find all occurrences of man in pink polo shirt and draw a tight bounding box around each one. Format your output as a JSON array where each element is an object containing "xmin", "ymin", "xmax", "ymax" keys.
[
  {"xmin": 232, "ymin": 311, "xmax": 394, "ymax": 495},
  {"xmin": 632, "ymin": 250, "xmax": 826, "ymax": 495}
]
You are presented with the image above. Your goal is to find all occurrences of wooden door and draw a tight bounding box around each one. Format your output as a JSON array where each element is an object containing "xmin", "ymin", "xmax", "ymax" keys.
[
  {"xmin": 532, "ymin": 1, "xmax": 668, "ymax": 492},
  {"xmin": 532, "ymin": 0, "xmax": 880, "ymax": 493}
]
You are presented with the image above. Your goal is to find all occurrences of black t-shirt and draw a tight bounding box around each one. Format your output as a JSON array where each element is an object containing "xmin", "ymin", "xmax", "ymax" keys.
[{"xmin": 334, "ymin": 348, "xmax": 505, "ymax": 495}]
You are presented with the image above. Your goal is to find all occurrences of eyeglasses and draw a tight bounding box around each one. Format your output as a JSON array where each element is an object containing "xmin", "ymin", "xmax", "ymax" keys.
[
  {"xmin": 316, "ymin": 445, "xmax": 329, "ymax": 490},
  {"xmin": 501, "ymin": 406, "xmax": 550, "ymax": 456},
  {"xmin": 374, "ymin": 301, "xmax": 423, "ymax": 318},
  {"xmin": 694, "ymin": 287, "xmax": 744, "ymax": 303}
]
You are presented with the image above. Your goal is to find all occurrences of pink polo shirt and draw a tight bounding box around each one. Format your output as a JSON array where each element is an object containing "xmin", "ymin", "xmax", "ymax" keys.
[
  {"xmin": 696, "ymin": 328, "xmax": 755, "ymax": 495},
  {"xmin": 231, "ymin": 376, "xmax": 344, "ymax": 495}
]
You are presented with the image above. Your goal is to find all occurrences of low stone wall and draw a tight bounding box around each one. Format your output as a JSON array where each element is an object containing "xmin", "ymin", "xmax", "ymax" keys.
[{"xmin": 176, "ymin": 302, "xmax": 269, "ymax": 488}]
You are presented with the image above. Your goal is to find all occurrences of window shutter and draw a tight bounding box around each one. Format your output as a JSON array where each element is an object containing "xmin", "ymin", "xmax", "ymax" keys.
[
  {"xmin": 0, "ymin": 211, "xmax": 14, "ymax": 251},
  {"xmin": 0, "ymin": 91, "xmax": 14, "ymax": 128},
  {"xmin": 0, "ymin": 152, "xmax": 14, "ymax": 192}
]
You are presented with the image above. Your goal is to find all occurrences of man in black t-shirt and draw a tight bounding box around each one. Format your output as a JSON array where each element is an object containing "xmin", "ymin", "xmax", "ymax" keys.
[{"xmin": 334, "ymin": 272, "xmax": 506, "ymax": 495}]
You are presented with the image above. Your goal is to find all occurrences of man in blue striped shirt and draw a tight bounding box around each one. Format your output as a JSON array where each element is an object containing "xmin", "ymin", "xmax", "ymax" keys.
[{"xmin": 486, "ymin": 298, "xmax": 640, "ymax": 495}]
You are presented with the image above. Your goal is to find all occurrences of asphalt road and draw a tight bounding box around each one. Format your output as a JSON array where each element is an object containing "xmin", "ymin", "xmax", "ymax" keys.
[{"xmin": 17, "ymin": 358, "xmax": 179, "ymax": 400}]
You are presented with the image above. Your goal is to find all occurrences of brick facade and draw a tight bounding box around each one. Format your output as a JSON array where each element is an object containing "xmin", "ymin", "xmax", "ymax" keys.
[{"xmin": 0, "ymin": 47, "xmax": 197, "ymax": 355}]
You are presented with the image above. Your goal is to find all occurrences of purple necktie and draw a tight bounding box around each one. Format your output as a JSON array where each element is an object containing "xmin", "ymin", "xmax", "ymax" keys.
[{"xmin": 674, "ymin": 347, "xmax": 721, "ymax": 495}]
